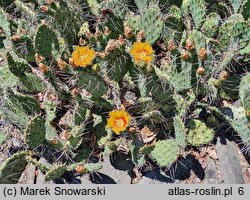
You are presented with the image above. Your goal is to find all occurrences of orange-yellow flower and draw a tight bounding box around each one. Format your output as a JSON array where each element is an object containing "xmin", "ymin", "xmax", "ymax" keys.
[
  {"xmin": 72, "ymin": 46, "xmax": 95, "ymax": 67},
  {"xmin": 130, "ymin": 42, "xmax": 154, "ymax": 64},
  {"xmin": 107, "ymin": 110, "xmax": 131, "ymax": 135}
]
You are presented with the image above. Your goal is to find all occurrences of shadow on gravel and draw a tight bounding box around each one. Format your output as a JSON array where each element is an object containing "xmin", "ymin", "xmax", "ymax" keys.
[
  {"xmin": 143, "ymin": 169, "xmax": 174, "ymax": 183},
  {"xmin": 90, "ymin": 173, "xmax": 116, "ymax": 184},
  {"xmin": 163, "ymin": 154, "xmax": 204, "ymax": 181},
  {"xmin": 110, "ymin": 152, "xmax": 134, "ymax": 171}
]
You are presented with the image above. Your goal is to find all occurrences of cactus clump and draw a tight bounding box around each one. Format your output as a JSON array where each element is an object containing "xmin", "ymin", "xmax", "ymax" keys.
[{"xmin": 0, "ymin": 0, "xmax": 249, "ymax": 183}]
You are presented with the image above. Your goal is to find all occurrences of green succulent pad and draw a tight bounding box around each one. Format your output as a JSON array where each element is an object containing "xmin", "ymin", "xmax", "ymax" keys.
[
  {"xmin": 189, "ymin": 0, "xmax": 206, "ymax": 29},
  {"xmin": 7, "ymin": 52, "xmax": 28, "ymax": 77},
  {"xmin": 0, "ymin": 151, "xmax": 28, "ymax": 184},
  {"xmin": 239, "ymin": 73, "xmax": 250, "ymax": 111},
  {"xmin": 0, "ymin": 131, "xmax": 7, "ymax": 145},
  {"xmin": 187, "ymin": 120, "xmax": 215, "ymax": 147},
  {"xmin": 201, "ymin": 13, "xmax": 221, "ymax": 38},
  {"xmin": 45, "ymin": 164, "xmax": 67, "ymax": 182},
  {"xmin": 0, "ymin": 7, "xmax": 11, "ymax": 38},
  {"xmin": 35, "ymin": 24, "xmax": 60, "ymax": 59},
  {"xmin": 0, "ymin": 66, "xmax": 19, "ymax": 89},
  {"xmin": 77, "ymin": 69, "xmax": 108, "ymax": 98},
  {"xmin": 25, "ymin": 115, "xmax": 46, "ymax": 148},
  {"xmin": 140, "ymin": 6, "xmax": 163, "ymax": 45},
  {"xmin": 134, "ymin": 0, "xmax": 149, "ymax": 11},
  {"xmin": 6, "ymin": 89, "xmax": 40, "ymax": 116},
  {"xmin": 107, "ymin": 53, "xmax": 132, "ymax": 83},
  {"xmin": 227, "ymin": 106, "xmax": 250, "ymax": 146},
  {"xmin": 149, "ymin": 140, "xmax": 180, "ymax": 167},
  {"xmin": 218, "ymin": 15, "xmax": 250, "ymax": 50},
  {"xmin": 84, "ymin": 163, "xmax": 103, "ymax": 173},
  {"xmin": 174, "ymin": 116, "xmax": 187, "ymax": 148},
  {"xmin": 50, "ymin": 1, "xmax": 81, "ymax": 45}
]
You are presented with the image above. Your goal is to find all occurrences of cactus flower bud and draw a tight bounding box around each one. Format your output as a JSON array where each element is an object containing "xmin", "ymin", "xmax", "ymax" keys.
[
  {"xmin": 50, "ymin": 138, "xmax": 58, "ymax": 145},
  {"xmin": 11, "ymin": 34, "xmax": 20, "ymax": 42},
  {"xmin": 181, "ymin": 49, "xmax": 190, "ymax": 61},
  {"xmin": 39, "ymin": 63, "xmax": 49, "ymax": 73},
  {"xmin": 94, "ymin": 27, "xmax": 102, "ymax": 38},
  {"xmin": 219, "ymin": 71, "xmax": 229, "ymax": 81},
  {"xmin": 45, "ymin": 0, "xmax": 53, "ymax": 4},
  {"xmin": 118, "ymin": 35, "xmax": 126, "ymax": 46},
  {"xmin": 95, "ymin": 52, "xmax": 106, "ymax": 59},
  {"xmin": 199, "ymin": 48, "xmax": 207, "ymax": 60},
  {"xmin": 62, "ymin": 131, "xmax": 71, "ymax": 140},
  {"xmin": 136, "ymin": 30, "xmax": 145, "ymax": 42},
  {"xmin": 186, "ymin": 39, "xmax": 195, "ymax": 51},
  {"xmin": 35, "ymin": 53, "xmax": 44, "ymax": 63},
  {"xmin": 76, "ymin": 165, "xmax": 86, "ymax": 174},
  {"xmin": 168, "ymin": 41, "xmax": 176, "ymax": 51},
  {"xmin": 196, "ymin": 66, "xmax": 205, "ymax": 75},
  {"xmin": 40, "ymin": 5, "xmax": 49, "ymax": 13},
  {"xmin": 104, "ymin": 26, "xmax": 111, "ymax": 36},
  {"xmin": 69, "ymin": 57, "xmax": 77, "ymax": 68},
  {"xmin": 71, "ymin": 88, "xmax": 78, "ymax": 97},
  {"xmin": 105, "ymin": 40, "xmax": 119, "ymax": 54},
  {"xmin": 124, "ymin": 23, "xmax": 134, "ymax": 39},
  {"xmin": 57, "ymin": 58, "xmax": 67, "ymax": 70}
]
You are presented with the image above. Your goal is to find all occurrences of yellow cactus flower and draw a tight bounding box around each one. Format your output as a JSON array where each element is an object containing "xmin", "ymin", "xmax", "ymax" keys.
[
  {"xmin": 107, "ymin": 110, "xmax": 131, "ymax": 135},
  {"xmin": 130, "ymin": 42, "xmax": 154, "ymax": 64},
  {"xmin": 72, "ymin": 46, "xmax": 95, "ymax": 67}
]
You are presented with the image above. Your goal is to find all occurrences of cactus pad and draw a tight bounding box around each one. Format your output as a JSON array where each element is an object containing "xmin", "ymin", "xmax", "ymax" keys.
[
  {"xmin": 187, "ymin": 120, "xmax": 215, "ymax": 147},
  {"xmin": 229, "ymin": 106, "xmax": 250, "ymax": 146},
  {"xmin": 0, "ymin": 151, "xmax": 28, "ymax": 184},
  {"xmin": 35, "ymin": 25, "xmax": 60, "ymax": 59},
  {"xmin": 201, "ymin": 13, "xmax": 221, "ymax": 38},
  {"xmin": 189, "ymin": 0, "xmax": 206, "ymax": 29},
  {"xmin": 45, "ymin": 164, "xmax": 67, "ymax": 182},
  {"xmin": 25, "ymin": 115, "xmax": 46, "ymax": 148},
  {"xmin": 107, "ymin": 53, "xmax": 132, "ymax": 82},
  {"xmin": 239, "ymin": 73, "xmax": 250, "ymax": 111},
  {"xmin": 174, "ymin": 116, "xmax": 187, "ymax": 148},
  {"xmin": 149, "ymin": 140, "xmax": 180, "ymax": 167},
  {"xmin": 77, "ymin": 70, "xmax": 108, "ymax": 98},
  {"xmin": 140, "ymin": 6, "xmax": 163, "ymax": 44}
]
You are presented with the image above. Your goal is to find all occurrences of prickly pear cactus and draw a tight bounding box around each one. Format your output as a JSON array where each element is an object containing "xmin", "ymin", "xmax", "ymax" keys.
[
  {"xmin": 0, "ymin": 0, "xmax": 249, "ymax": 184},
  {"xmin": 149, "ymin": 140, "xmax": 180, "ymax": 167},
  {"xmin": 174, "ymin": 116, "xmax": 187, "ymax": 148},
  {"xmin": 187, "ymin": 120, "xmax": 215, "ymax": 147},
  {"xmin": 45, "ymin": 164, "xmax": 67, "ymax": 182},
  {"xmin": 227, "ymin": 105, "xmax": 250, "ymax": 146},
  {"xmin": 0, "ymin": 151, "xmax": 28, "ymax": 184},
  {"xmin": 239, "ymin": 73, "xmax": 250, "ymax": 114},
  {"xmin": 140, "ymin": 6, "xmax": 164, "ymax": 45},
  {"xmin": 25, "ymin": 115, "xmax": 46, "ymax": 149}
]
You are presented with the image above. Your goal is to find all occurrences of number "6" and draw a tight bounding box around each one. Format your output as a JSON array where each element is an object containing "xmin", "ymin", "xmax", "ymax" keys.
[{"xmin": 238, "ymin": 187, "xmax": 244, "ymax": 195}]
